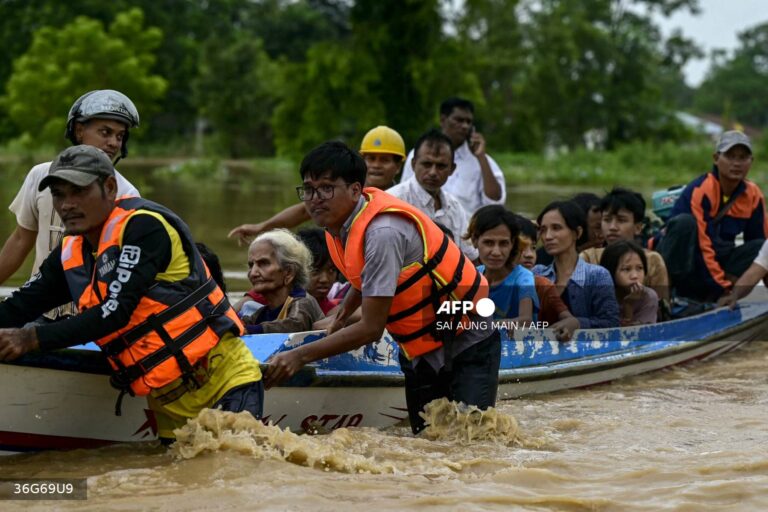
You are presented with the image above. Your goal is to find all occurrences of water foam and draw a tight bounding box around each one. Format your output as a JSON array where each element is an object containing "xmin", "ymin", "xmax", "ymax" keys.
[{"xmin": 420, "ymin": 398, "xmax": 521, "ymax": 445}]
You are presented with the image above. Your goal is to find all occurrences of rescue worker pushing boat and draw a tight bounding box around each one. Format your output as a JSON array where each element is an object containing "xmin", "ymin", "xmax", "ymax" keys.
[
  {"xmin": 0, "ymin": 145, "xmax": 263, "ymax": 443},
  {"xmin": 265, "ymin": 141, "xmax": 501, "ymax": 434}
]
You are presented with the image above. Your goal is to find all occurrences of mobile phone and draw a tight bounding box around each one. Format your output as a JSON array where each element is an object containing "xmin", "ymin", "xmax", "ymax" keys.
[{"xmin": 467, "ymin": 125, "xmax": 477, "ymax": 150}]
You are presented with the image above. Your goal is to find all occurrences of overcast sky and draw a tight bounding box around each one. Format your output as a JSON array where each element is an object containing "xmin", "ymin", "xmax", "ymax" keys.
[{"xmin": 654, "ymin": 0, "xmax": 768, "ymax": 86}]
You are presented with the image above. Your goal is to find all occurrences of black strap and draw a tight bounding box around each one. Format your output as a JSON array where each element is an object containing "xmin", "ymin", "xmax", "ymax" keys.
[
  {"xmin": 101, "ymin": 278, "xmax": 217, "ymax": 357},
  {"xmin": 713, "ymin": 196, "xmax": 738, "ymax": 224},
  {"xmin": 391, "ymin": 323, "xmax": 437, "ymax": 343},
  {"xmin": 114, "ymin": 389, "xmax": 128, "ymax": 417},
  {"xmin": 394, "ymin": 235, "xmax": 449, "ymax": 294}
]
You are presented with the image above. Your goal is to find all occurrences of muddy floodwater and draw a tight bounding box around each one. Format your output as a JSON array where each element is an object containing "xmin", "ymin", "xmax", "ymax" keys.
[
  {"xmin": 2, "ymin": 160, "xmax": 767, "ymax": 510},
  {"xmin": 2, "ymin": 341, "xmax": 767, "ymax": 511}
]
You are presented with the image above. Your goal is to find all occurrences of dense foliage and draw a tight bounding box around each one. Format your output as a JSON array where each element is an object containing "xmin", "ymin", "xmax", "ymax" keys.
[{"xmin": 0, "ymin": 0, "xmax": 763, "ymax": 158}]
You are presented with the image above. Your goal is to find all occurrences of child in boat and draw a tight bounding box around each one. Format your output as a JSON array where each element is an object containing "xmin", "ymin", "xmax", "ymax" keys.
[
  {"xmin": 297, "ymin": 228, "xmax": 342, "ymax": 315},
  {"xmin": 516, "ymin": 215, "xmax": 580, "ymax": 340},
  {"xmin": 240, "ymin": 229, "xmax": 324, "ymax": 334},
  {"xmin": 580, "ymin": 187, "xmax": 670, "ymax": 304},
  {"xmin": 599, "ymin": 240, "xmax": 659, "ymax": 326},
  {"xmin": 468, "ymin": 205, "xmax": 538, "ymax": 325},
  {"xmin": 534, "ymin": 200, "xmax": 620, "ymax": 328}
]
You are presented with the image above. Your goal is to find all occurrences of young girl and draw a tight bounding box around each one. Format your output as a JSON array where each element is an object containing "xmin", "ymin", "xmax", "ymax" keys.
[
  {"xmin": 298, "ymin": 228, "xmax": 342, "ymax": 315},
  {"xmin": 533, "ymin": 200, "xmax": 620, "ymax": 328},
  {"xmin": 468, "ymin": 205, "xmax": 538, "ymax": 324},
  {"xmin": 599, "ymin": 240, "xmax": 658, "ymax": 326}
]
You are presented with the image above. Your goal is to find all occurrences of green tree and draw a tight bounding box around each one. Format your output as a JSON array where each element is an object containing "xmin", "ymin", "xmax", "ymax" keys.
[
  {"xmin": 453, "ymin": 0, "xmax": 533, "ymax": 150},
  {"xmin": 695, "ymin": 22, "xmax": 768, "ymax": 128},
  {"xmin": 271, "ymin": 42, "xmax": 386, "ymax": 157},
  {"xmin": 193, "ymin": 35, "xmax": 279, "ymax": 157},
  {"xmin": 1, "ymin": 8, "xmax": 167, "ymax": 148}
]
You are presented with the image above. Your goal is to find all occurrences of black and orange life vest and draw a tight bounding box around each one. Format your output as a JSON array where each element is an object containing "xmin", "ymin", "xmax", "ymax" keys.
[
  {"xmin": 325, "ymin": 188, "xmax": 487, "ymax": 359},
  {"xmin": 60, "ymin": 197, "xmax": 243, "ymax": 396}
]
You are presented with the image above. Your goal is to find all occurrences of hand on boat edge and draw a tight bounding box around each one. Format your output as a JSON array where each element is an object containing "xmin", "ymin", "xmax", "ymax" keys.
[
  {"xmin": 263, "ymin": 349, "xmax": 305, "ymax": 389},
  {"xmin": 716, "ymin": 292, "xmax": 739, "ymax": 310},
  {"xmin": 0, "ymin": 326, "xmax": 39, "ymax": 361}
]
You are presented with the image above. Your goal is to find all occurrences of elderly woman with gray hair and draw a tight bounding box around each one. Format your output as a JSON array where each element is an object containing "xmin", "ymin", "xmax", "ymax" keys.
[{"xmin": 237, "ymin": 229, "xmax": 324, "ymax": 334}]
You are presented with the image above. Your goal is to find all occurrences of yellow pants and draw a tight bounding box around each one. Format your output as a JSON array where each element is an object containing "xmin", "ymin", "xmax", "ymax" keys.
[{"xmin": 147, "ymin": 333, "xmax": 261, "ymax": 439}]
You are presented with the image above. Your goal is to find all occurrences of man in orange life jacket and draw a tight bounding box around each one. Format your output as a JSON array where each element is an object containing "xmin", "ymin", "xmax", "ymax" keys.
[
  {"xmin": 264, "ymin": 141, "xmax": 501, "ymax": 434},
  {"xmin": 0, "ymin": 145, "xmax": 263, "ymax": 443}
]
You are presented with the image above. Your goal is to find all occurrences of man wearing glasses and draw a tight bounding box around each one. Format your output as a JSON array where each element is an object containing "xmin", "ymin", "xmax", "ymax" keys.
[
  {"xmin": 266, "ymin": 141, "xmax": 501, "ymax": 435},
  {"xmin": 650, "ymin": 131, "xmax": 768, "ymax": 302}
]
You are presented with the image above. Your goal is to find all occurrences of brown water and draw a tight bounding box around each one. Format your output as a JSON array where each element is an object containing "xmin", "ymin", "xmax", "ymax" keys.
[
  {"xmin": 2, "ymin": 341, "xmax": 767, "ymax": 511},
  {"xmin": 0, "ymin": 158, "xmax": 598, "ymax": 290},
  {"xmin": 4, "ymin": 159, "xmax": 766, "ymax": 510}
]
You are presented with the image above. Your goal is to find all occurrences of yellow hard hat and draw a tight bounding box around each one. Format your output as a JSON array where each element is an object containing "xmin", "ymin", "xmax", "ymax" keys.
[{"xmin": 359, "ymin": 125, "xmax": 406, "ymax": 158}]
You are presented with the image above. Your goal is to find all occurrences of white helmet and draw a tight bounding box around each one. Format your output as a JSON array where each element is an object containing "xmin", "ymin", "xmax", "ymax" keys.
[{"xmin": 65, "ymin": 90, "xmax": 140, "ymax": 158}]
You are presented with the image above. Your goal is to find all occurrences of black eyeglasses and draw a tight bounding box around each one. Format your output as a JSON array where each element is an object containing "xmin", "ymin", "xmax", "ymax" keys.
[{"xmin": 296, "ymin": 183, "xmax": 339, "ymax": 201}]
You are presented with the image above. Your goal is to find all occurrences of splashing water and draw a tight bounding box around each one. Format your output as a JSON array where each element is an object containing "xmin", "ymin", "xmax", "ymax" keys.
[
  {"xmin": 420, "ymin": 398, "xmax": 521, "ymax": 445},
  {"xmin": 171, "ymin": 409, "xmax": 401, "ymax": 474}
]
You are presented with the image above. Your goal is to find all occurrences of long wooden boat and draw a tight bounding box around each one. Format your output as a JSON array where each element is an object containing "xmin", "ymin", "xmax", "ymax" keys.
[{"xmin": 2, "ymin": 302, "xmax": 766, "ymax": 454}]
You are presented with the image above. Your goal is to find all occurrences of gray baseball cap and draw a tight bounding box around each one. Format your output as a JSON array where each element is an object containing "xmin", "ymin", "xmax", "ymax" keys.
[
  {"xmin": 715, "ymin": 130, "xmax": 752, "ymax": 154},
  {"xmin": 39, "ymin": 145, "xmax": 115, "ymax": 191}
]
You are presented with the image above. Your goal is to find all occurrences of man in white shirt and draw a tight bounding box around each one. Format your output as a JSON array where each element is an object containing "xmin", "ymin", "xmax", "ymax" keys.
[
  {"xmin": 0, "ymin": 90, "xmax": 141, "ymax": 318},
  {"xmin": 387, "ymin": 129, "xmax": 478, "ymax": 261},
  {"xmin": 401, "ymin": 97, "xmax": 505, "ymax": 214}
]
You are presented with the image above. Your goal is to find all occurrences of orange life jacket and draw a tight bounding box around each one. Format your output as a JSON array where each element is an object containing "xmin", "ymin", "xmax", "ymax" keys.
[
  {"xmin": 61, "ymin": 197, "xmax": 243, "ymax": 397},
  {"xmin": 325, "ymin": 188, "xmax": 487, "ymax": 359}
]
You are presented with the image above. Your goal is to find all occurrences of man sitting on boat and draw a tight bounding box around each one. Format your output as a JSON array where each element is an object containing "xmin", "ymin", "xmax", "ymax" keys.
[
  {"xmin": 239, "ymin": 229, "xmax": 324, "ymax": 333},
  {"xmin": 387, "ymin": 129, "xmax": 478, "ymax": 261},
  {"xmin": 264, "ymin": 141, "xmax": 501, "ymax": 434},
  {"xmin": 650, "ymin": 131, "xmax": 768, "ymax": 302},
  {"xmin": 0, "ymin": 145, "xmax": 263, "ymax": 444}
]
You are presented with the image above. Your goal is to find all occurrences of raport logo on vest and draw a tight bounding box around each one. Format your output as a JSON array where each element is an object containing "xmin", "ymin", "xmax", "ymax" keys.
[{"xmin": 100, "ymin": 244, "xmax": 141, "ymax": 318}]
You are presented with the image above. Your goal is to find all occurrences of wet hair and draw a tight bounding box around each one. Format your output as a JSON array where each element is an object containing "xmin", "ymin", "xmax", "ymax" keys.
[
  {"xmin": 299, "ymin": 141, "xmax": 367, "ymax": 186},
  {"xmin": 413, "ymin": 128, "xmax": 455, "ymax": 163},
  {"xmin": 196, "ymin": 242, "xmax": 227, "ymax": 294},
  {"xmin": 515, "ymin": 215, "xmax": 538, "ymax": 242},
  {"xmin": 252, "ymin": 228, "xmax": 313, "ymax": 289},
  {"xmin": 599, "ymin": 240, "xmax": 648, "ymax": 285},
  {"xmin": 440, "ymin": 97, "xmax": 475, "ymax": 117},
  {"xmin": 599, "ymin": 187, "xmax": 646, "ymax": 223},
  {"xmin": 537, "ymin": 200, "xmax": 587, "ymax": 247},
  {"xmin": 297, "ymin": 227, "xmax": 332, "ymax": 270},
  {"xmin": 467, "ymin": 205, "xmax": 522, "ymax": 265}
]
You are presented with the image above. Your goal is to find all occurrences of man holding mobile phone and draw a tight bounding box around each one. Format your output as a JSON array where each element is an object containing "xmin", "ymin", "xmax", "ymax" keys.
[{"xmin": 401, "ymin": 97, "xmax": 505, "ymax": 214}]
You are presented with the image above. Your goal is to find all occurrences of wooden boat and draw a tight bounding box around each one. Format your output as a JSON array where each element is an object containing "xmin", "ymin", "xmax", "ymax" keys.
[{"xmin": 2, "ymin": 302, "xmax": 767, "ymax": 454}]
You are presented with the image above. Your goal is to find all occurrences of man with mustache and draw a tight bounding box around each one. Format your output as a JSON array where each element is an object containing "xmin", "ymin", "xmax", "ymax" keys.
[
  {"xmin": 400, "ymin": 97, "xmax": 505, "ymax": 215},
  {"xmin": 387, "ymin": 129, "xmax": 477, "ymax": 260},
  {"xmin": 0, "ymin": 90, "xmax": 141, "ymax": 321},
  {"xmin": 0, "ymin": 145, "xmax": 263, "ymax": 444}
]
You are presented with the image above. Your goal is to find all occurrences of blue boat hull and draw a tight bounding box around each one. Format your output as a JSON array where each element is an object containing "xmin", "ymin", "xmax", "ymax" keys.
[{"xmin": 1, "ymin": 302, "xmax": 766, "ymax": 453}]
